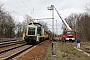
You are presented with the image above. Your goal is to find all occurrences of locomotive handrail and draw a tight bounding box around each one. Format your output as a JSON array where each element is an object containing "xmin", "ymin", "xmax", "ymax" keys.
[{"xmin": 31, "ymin": 18, "xmax": 54, "ymax": 20}]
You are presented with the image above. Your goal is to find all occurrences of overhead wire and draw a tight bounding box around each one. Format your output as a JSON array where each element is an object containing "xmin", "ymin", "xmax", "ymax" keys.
[
  {"xmin": 26, "ymin": 0, "xmax": 35, "ymax": 17},
  {"xmin": 20, "ymin": 0, "xmax": 32, "ymax": 14},
  {"xmin": 26, "ymin": 0, "xmax": 33, "ymax": 12},
  {"xmin": 20, "ymin": 0, "xmax": 53, "ymax": 23},
  {"xmin": 38, "ymin": 0, "xmax": 47, "ymax": 17}
]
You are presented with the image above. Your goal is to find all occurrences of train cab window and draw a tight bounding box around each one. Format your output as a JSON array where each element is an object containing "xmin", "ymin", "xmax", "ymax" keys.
[
  {"xmin": 66, "ymin": 31, "xmax": 75, "ymax": 34},
  {"xmin": 28, "ymin": 27, "xmax": 35, "ymax": 35}
]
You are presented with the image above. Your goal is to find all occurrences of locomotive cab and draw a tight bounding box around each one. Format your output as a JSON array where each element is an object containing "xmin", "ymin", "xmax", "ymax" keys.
[
  {"xmin": 23, "ymin": 22, "xmax": 45, "ymax": 44},
  {"xmin": 24, "ymin": 25, "xmax": 37, "ymax": 43}
]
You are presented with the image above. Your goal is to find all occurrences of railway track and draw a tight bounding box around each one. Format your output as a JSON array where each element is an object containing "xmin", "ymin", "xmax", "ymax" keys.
[
  {"xmin": 0, "ymin": 38, "xmax": 21, "ymax": 43},
  {"xmin": 0, "ymin": 40, "xmax": 24, "ymax": 45},
  {"xmin": 0, "ymin": 43, "xmax": 26, "ymax": 53},
  {"xmin": 0, "ymin": 43, "xmax": 34, "ymax": 60},
  {"xmin": 0, "ymin": 38, "xmax": 49, "ymax": 60},
  {"xmin": 0, "ymin": 40, "xmax": 25, "ymax": 48}
]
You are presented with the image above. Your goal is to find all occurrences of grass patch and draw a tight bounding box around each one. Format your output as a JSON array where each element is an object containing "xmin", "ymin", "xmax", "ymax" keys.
[
  {"xmin": 43, "ymin": 41, "xmax": 90, "ymax": 60},
  {"xmin": 43, "ymin": 43, "xmax": 52, "ymax": 60}
]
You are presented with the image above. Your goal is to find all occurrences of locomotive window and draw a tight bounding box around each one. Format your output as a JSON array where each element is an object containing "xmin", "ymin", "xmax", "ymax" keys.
[
  {"xmin": 28, "ymin": 27, "xmax": 35, "ymax": 35},
  {"xmin": 37, "ymin": 27, "xmax": 42, "ymax": 36}
]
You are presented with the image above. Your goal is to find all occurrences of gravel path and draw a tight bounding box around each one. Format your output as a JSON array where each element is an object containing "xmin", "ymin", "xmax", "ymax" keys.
[{"xmin": 14, "ymin": 40, "xmax": 50, "ymax": 60}]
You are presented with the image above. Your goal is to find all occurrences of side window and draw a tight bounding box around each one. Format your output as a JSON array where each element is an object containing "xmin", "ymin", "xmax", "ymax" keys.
[{"xmin": 37, "ymin": 27, "xmax": 42, "ymax": 36}]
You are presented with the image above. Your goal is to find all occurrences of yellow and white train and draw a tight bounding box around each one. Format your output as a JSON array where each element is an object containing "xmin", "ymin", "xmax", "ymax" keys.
[{"xmin": 22, "ymin": 22, "xmax": 49, "ymax": 44}]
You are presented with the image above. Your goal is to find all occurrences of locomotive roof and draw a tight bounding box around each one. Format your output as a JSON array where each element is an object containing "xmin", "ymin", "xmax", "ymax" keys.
[
  {"xmin": 29, "ymin": 22, "xmax": 42, "ymax": 27},
  {"xmin": 65, "ymin": 30, "xmax": 75, "ymax": 32}
]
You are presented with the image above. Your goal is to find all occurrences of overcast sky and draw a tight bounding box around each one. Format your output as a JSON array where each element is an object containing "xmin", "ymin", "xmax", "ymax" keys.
[{"xmin": 0, "ymin": 0, "xmax": 90, "ymax": 34}]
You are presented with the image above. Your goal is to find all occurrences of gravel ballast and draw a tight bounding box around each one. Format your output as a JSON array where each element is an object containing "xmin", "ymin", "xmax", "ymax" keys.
[{"xmin": 14, "ymin": 40, "xmax": 50, "ymax": 60}]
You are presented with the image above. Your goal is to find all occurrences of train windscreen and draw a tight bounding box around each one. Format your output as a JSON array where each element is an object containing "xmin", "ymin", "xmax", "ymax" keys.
[
  {"xmin": 28, "ymin": 27, "xmax": 35, "ymax": 35},
  {"xmin": 66, "ymin": 31, "xmax": 75, "ymax": 34}
]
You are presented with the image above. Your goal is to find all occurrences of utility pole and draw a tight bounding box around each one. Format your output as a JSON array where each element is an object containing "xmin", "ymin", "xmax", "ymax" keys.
[
  {"xmin": 47, "ymin": 5, "xmax": 56, "ymax": 60},
  {"xmin": 52, "ymin": 5, "xmax": 54, "ymax": 40},
  {"xmin": 56, "ymin": 20, "xmax": 57, "ymax": 36}
]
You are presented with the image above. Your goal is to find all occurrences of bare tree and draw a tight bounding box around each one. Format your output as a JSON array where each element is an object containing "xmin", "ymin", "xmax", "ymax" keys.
[
  {"xmin": 38, "ymin": 21, "xmax": 48, "ymax": 31},
  {"xmin": 22, "ymin": 14, "xmax": 34, "ymax": 32},
  {"xmin": 86, "ymin": 4, "xmax": 90, "ymax": 15},
  {"xmin": 0, "ymin": 3, "xmax": 15, "ymax": 38},
  {"xmin": 65, "ymin": 13, "xmax": 78, "ymax": 30},
  {"xmin": 65, "ymin": 12, "xmax": 90, "ymax": 41},
  {"xmin": 15, "ymin": 22, "xmax": 23, "ymax": 37},
  {"xmin": 76, "ymin": 13, "xmax": 90, "ymax": 41}
]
